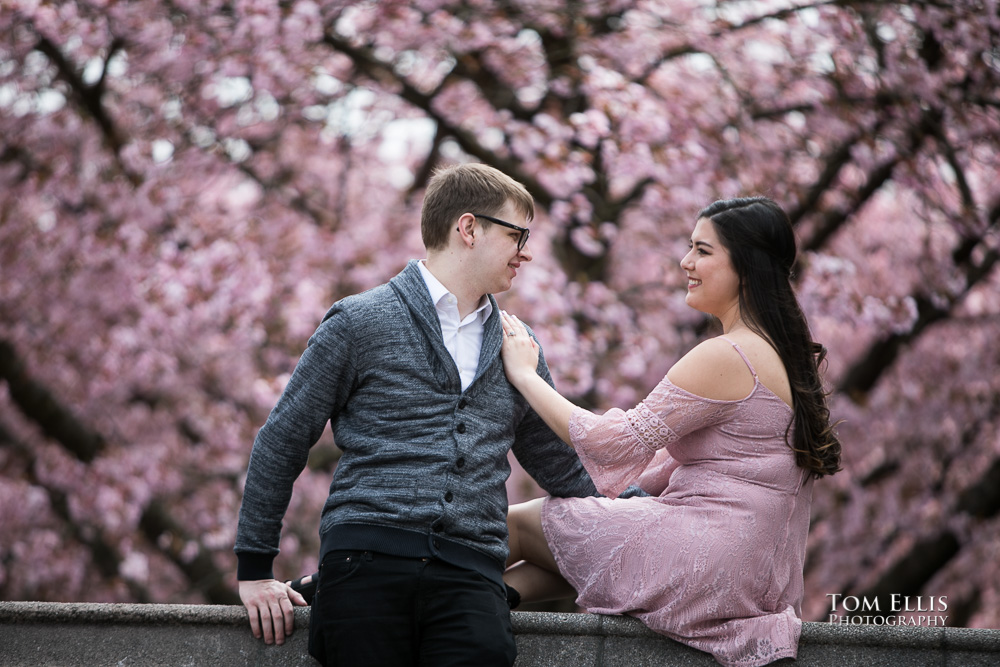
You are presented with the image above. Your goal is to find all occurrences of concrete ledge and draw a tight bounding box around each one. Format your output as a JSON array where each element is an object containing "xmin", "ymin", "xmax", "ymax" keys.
[{"xmin": 2, "ymin": 602, "xmax": 1000, "ymax": 666}]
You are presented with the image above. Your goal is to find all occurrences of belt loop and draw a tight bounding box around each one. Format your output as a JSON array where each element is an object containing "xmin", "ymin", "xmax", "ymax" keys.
[{"xmin": 364, "ymin": 551, "xmax": 374, "ymax": 562}]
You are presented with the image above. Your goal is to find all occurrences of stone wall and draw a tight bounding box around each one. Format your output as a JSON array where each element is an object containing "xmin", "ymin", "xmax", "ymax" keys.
[{"xmin": 2, "ymin": 602, "xmax": 999, "ymax": 666}]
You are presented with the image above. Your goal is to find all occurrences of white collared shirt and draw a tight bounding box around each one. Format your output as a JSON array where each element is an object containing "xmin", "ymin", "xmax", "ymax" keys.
[{"xmin": 417, "ymin": 260, "xmax": 493, "ymax": 391}]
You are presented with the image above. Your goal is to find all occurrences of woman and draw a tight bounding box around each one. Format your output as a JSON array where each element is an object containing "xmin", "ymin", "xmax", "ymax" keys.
[{"xmin": 500, "ymin": 196, "xmax": 840, "ymax": 667}]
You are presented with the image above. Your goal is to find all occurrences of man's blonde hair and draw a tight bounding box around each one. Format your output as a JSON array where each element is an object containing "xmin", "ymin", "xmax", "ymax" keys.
[{"xmin": 421, "ymin": 163, "xmax": 534, "ymax": 250}]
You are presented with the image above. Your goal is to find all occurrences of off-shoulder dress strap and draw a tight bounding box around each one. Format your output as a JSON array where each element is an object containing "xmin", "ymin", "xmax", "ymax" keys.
[{"xmin": 718, "ymin": 335, "xmax": 758, "ymax": 380}]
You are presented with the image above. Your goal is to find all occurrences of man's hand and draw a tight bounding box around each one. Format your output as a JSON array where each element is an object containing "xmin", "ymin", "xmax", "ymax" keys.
[{"xmin": 239, "ymin": 579, "xmax": 308, "ymax": 645}]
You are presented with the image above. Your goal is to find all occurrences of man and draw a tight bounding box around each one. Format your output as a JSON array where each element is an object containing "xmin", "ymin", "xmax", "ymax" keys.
[{"xmin": 235, "ymin": 163, "xmax": 603, "ymax": 666}]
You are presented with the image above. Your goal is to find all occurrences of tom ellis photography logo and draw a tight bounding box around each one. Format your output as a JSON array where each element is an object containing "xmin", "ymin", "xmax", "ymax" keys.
[{"xmin": 827, "ymin": 594, "xmax": 949, "ymax": 626}]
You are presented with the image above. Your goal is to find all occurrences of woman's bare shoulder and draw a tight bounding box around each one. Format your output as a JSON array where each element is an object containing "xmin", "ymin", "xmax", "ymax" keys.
[
  {"xmin": 666, "ymin": 337, "xmax": 755, "ymax": 401},
  {"xmin": 712, "ymin": 331, "xmax": 793, "ymax": 407}
]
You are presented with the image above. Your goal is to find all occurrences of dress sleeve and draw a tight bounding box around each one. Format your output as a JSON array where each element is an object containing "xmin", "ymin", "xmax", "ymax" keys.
[{"xmin": 567, "ymin": 377, "xmax": 729, "ymax": 498}]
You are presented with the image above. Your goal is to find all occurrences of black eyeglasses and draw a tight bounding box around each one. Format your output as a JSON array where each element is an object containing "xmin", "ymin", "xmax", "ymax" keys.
[{"xmin": 473, "ymin": 213, "xmax": 530, "ymax": 251}]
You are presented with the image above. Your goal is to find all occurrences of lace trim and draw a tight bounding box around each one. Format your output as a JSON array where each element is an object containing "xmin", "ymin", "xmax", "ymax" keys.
[{"xmin": 624, "ymin": 402, "xmax": 679, "ymax": 452}]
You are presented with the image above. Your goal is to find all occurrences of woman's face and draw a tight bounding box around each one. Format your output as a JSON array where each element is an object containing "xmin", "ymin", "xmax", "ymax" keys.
[{"xmin": 680, "ymin": 217, "xmax": 740, "ymax": 322}]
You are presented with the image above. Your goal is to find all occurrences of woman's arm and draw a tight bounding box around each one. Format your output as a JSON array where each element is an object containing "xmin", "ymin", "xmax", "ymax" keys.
[
  {"xmin": 500, "ymin": 312, "xmax": 578, "ymax": 446},
  {"xmin": 635, "ymin": 448, "xmax": 681, "ymax": 496}
]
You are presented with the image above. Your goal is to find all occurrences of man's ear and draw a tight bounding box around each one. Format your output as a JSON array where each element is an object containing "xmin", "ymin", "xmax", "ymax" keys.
[{"xmin": 456, "ymin": 212, "xmax": 478, "ymax": 248}]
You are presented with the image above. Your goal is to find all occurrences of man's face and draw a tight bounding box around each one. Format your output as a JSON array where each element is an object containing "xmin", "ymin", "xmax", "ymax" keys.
[{"xmin": 470, "ymin": 201, "xmax": 533, "ymax": 296}]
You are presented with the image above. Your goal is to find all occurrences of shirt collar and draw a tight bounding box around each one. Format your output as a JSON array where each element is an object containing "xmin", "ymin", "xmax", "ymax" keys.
[{"xmin": 417, "ymin": 260, "xmax": 492, "ymax": 320}]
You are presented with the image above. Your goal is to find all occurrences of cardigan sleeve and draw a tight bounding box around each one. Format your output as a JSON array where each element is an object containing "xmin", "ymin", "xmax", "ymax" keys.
[
  {"xmin": 234, "ymin": 303, "xmax": 358, "ymax": 580},
  {"xmin": 510, "ymin": 341, "xmax": 600, "ymax": 499},
  {"xmin": 510, "ymin": 334, "xmax": 648, "ymax": 500}
]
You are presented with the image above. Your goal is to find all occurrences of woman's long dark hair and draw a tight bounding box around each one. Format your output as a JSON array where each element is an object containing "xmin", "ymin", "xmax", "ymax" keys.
[{"xmin": 699, "ymin": 196, "xmax": 841, "ymax": 477}]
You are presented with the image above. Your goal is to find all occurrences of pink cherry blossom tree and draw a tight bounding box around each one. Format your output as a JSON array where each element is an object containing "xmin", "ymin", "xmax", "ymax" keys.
[{"xmin": 2, "ymin": 0, "xmax": 999, "ymax": 625}]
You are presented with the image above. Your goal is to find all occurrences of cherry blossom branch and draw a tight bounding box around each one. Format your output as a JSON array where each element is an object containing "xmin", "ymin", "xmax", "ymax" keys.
[
  {"xmin": 929, "ymin": 121, "xmax": 978, "ymax": 216},
  {"xmin": 446, "ymin": 49, "xmax": 535, "ymax": 121},
  {"xmin": 534, "ymin": 21, "xmax": 588, "ymax": 116},
  {"xmin": 29, "ymin": 30, "xmax": 138, "ymax": 184},
  {"xmin": 837, "ymin": 198, "xmax": 1000, "ymax": 399},
  {"xmin": 558, "ymin": 175, "xmax": 656, "ymax": 282},
  {"xmin": 785, "ymin": 114, "xmax": 891, "ymax": 230},
  {"xmin": 0, "ymin": 340, "xmax": 105, "ymax": 463},
  {"xmin": 320, "ymin": 30, "xmax": 553, "ymax": 207},
  {"xmin": 0, "ymin": 144, "xmax": 42, "ymax": 185},
  {"xmin": 0, "ymin": 421, "xmax": 152, "ymax": 602},
  {"xmin": 847, "ymin": 531, "xmax": 961, "ymax": 622},
  {"xmin": 801, "ymin": 110, "xmax": 938, "ymax": 252},
  {"xmin": 139, "ymin": 502, "xmax": 240, "ymax": 605},
  {"xmin": 0, "ymin": 341, "xmax": 237, "ymax": 604},
  {"xmin": 842, "ymin": 390, "xmax": 1000, "ymax": 624},
  {"xmin": 32, "ymin": 33, "xmax": 124, "ymax": 153},
  {"xmin": 636, "ymin": 0, "xmax": 843, "ymax": 85}
]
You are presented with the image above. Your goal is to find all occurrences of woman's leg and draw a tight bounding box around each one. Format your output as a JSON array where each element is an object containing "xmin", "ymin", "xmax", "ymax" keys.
[
  {"xmin": 505, "ymin": 498, "xmax": 575, "ymax": 604},
  {"xmin": 503, "ymin": 561, "xmax": 576, "ymax": 604},
  {"xmin": 507, "ymin": 499, "xmax": 557, "ymax": 569}
]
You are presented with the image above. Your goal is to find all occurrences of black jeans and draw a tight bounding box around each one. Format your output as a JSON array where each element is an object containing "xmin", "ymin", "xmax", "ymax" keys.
[{"xmin": 308, "ymin": 550, "xmax": 516, "ymax": 667}]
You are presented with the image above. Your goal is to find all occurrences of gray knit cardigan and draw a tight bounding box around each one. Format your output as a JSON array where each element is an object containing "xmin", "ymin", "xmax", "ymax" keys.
[{"xmin": 235, "ymin": 260, "xmax": 600, "ymax": 585}]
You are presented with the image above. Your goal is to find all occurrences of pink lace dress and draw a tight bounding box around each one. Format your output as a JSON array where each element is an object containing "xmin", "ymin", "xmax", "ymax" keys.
[{"xmin": 541, "ymin": 340, "xmax": 813, "ymax": 667}]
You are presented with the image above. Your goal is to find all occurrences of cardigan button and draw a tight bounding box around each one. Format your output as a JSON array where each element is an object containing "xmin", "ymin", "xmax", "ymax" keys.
[
  {"xmin": 458, "ymin": 399, "xmax": 468, "ymax": 409},
  {"xmin": 444, "ymin": 491, "xmax": 453, "ymax": 502},
  {"xmin": 456, "ymin": 423, "xmax": 466, "ymax": 434},
  {"xmin": 456, "ymin": 458, "xmax": 466, "ymax": 469}
]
